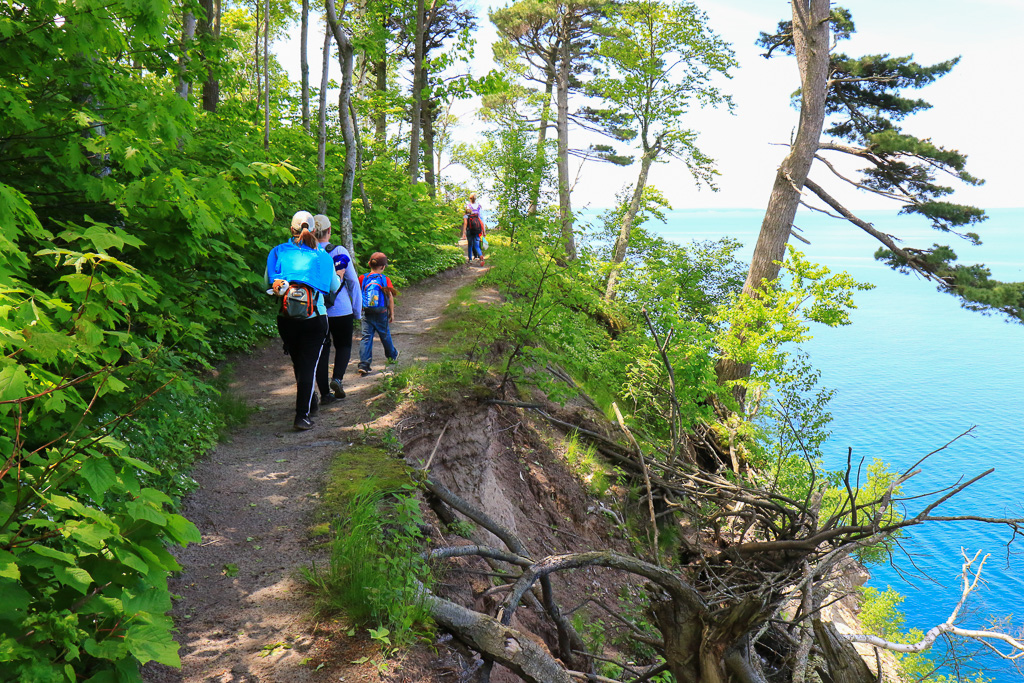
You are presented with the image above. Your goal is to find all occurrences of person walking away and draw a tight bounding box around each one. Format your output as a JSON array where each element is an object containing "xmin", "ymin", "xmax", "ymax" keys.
[
  {"xmin": 460, "ymin": 192, "xmax": 486, "ymax": 266},
  {"xmin": 356, "ymin": 252, "xmax": 398, "ymax": 376},
  {"xmin": 312, "ymin": 214, "xmax": 361, "ymax": 399},
  {"xmin": 265, "ymin": 211, "xmax": 342, "ymax": 431}
]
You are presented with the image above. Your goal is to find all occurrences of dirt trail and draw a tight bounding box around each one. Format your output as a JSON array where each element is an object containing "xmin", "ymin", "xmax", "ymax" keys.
[{"xmin": 144, "ymin": 263, "xmax": 485, "ymax": 683}]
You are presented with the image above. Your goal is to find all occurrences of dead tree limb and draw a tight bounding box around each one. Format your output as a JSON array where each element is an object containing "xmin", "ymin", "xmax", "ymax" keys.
[{"xmin": 423, "ymin": 591, "xmax": 573, "ymax": 683}]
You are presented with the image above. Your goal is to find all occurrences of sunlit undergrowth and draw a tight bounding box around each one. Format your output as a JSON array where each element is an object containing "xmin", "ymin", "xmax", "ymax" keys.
[
  {"xmin": 310, "ymin": 445, "xmax": 413, "ymax": 537},
  {"xmin": 305, "ymin": 481, "xmax": 433, "ymax": 651}
]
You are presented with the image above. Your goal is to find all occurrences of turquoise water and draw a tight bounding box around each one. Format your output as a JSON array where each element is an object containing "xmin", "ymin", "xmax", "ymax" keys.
[{"xmin": 647, "ymin": 208, "xmax": 1024, "ymax": 679}]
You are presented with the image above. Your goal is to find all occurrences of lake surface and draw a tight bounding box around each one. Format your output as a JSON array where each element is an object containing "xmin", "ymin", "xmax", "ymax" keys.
[{"xmin": 636, "ymin": 207, "xmax": 1024, "ymax": 679}]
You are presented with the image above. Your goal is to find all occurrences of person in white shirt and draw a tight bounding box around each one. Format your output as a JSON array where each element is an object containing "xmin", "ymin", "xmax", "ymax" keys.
[{"xmin": 460, "ymin": 192, "xmax": 487, "ymax": 265}]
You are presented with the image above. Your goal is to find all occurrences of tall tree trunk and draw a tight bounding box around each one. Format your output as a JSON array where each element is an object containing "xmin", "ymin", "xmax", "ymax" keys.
[
  {"xmin": 555, "ymin": 22, "xmax": 576, "ymax": 260},
  {"xmin": 604, "ymin": 148, "xmax": 654, "ymax": 300},
  {"xmin": 254, "ymin": 0, "xmax": 261, "ymax": 107},
  {"xmin": 527, "ymin": 66, "xmax": 555, "ymax": 217},
  {"xmin": 715, "ymin": 0, "xmax": 830, "ymax": 387},
  {"xmin": 177, "ymin": 12, "xmax": 196, "ymax": 99},
  {"xmin": 263, "ymin": 0, "xmax": 271, "ymax": 151},
  {"xmin": 372, "ymin": 57, "xmax": 387, "ymax": 145},
  {"xmin": 325, "ymin": 0, "xmax": 357, "ymax": 260},
  {"xmin": 408, "ymin": 0, "xmax": 426, "ymax": 183},
  {"xmin": 197, "ymin": 0, "xmax": 220, "ymax": 112},
  {"xmin": 351, "ymin": 100, "xmax": 372, "ymax": 215},
  {"xmin": 421, "ymin": 71, "xmax": 436, "ymax": 197},
  {"xmin": 317, "ymin": 26, "xmax": 333, "ymax": 214},
  {"xmin": 301, "ymin": 0, "xmax": 310, "ymax": 132}
]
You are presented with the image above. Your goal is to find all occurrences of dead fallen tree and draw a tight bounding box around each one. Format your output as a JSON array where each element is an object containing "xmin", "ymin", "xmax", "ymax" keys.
[{"xmin": 416, "ymin": 423, "xmax": 1024, "ymax": 683}]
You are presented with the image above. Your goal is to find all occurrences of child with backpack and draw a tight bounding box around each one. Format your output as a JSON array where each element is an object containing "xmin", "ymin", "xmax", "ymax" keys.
[{"xmin": 357, "ymin": 252, "xmax": 399, "ymax": 376}]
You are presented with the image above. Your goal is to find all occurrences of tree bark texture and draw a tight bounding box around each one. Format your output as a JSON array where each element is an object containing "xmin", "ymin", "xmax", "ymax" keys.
[
  {"xmin": 555, "ymin": 18, "xmax": 576, "ymax": 260},
  {"xmin": 350, "ymin": 100, "xmax": 372, "ymax": 215},
  {"xmin": 716, "ymin": 0, "xmax": 830, "ymax": 386},
  {"xmin": 813, "ymin": 620, "xmax": 876, "ymax": 683},
  {"xmin": 317, "ymin": 26, "xmax": 332, "ymax": 214},
  {"xmin": 253, "ymin": 0, "xmax": 261, "ymax": 109},
  {"xmin": 374, "ymin": 56, "xmax": 387, "ymax": 145},
  {"xmin": 197, "ymin": 0, "xmax": 220, "ymax": 111},
  {"xmin": 408, "ymin": 0, "xmax": 426, "ymax": 182},
  {"xmin": 528, "ymin": 67, "xmax": 555, "ymax": 217},
  {"xmin": 604, "ymin": 150, "xmax": 654, "ymax": 300},
  {"xmin": 300, "ymin": 0, "xmax": 310, "ymax": 132},
  {"xmin": 325, "ymin": 0, "xmax": 357, "ymax": 259},
  {"xmin": 421, "ymin": 77, "xmax": 436, "ymax": 197},
  {"xmin": 424, "ymin": 594, "xmax": 573, "ymax": 683},
  {"xmin": 176, "ymin": 11, "xmax": 196, "ymax": 100},
  {"xmin": 262, "ymin": 0, "xmax": 270, "ymax": 150}
]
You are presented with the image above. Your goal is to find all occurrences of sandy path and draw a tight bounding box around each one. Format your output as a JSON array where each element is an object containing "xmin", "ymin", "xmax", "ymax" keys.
[{"xmin": 143, "ymin": 263, "xmax": 484, "ymax": 683}]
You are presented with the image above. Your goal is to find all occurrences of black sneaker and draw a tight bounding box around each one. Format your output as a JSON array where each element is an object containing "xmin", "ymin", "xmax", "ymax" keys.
[
  {"xmin": 357, "ymin": 367, "xmax": 369, "ymax": 376},
  {"xmin": 309, "ymin": 393, "xmax": 319, "ymax": 417},
  {"xmin": 330, "ymin": 378, "xmax": 346, "ymax": 399},
  {"xmin": 293, "ymin": 416, "xmax": 314, "ymax": 431},
  {"xmin": 320, "ymin": 392, "xmax": 339, "ymax": 406},
  {"xmin": 387, "ymin": 349, "xmax": 401, "ymax": 364}
]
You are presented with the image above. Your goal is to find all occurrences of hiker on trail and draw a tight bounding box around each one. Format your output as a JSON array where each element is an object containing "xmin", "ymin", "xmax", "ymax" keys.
[
  {"xmin": 265, "ymin": 211, "xmax": 342, "ymax": 431},
  {"xmin": 312, "ymin": 214, "xmax": 361, "ymax": 400},
  {"xmin": 356, "ymin": 252, "xmax": 399, "ymax": 376},
  {"xmin": 461, "ymin": 192, "xmax": 487, "ymax": 266}
]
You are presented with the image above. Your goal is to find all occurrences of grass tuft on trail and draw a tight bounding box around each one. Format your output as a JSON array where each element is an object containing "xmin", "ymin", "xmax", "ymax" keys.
[{"xmin": 311, "ymin": 445, "xmax": 413, "ymax": 537}]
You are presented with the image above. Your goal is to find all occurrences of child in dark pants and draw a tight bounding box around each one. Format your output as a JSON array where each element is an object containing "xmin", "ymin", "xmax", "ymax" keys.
[{"xmin": 357, "ymin": 252, "xmax": 398, "ymax": 375}]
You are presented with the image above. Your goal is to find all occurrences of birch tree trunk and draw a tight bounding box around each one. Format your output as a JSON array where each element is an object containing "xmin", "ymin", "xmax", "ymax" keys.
[
  {"xmin": 300, "ymin": 0, "xmax": 310, "ymax": 132},
  {"xmin": 604, "ymin": 149, "xmax": 654, "ymax": 300},
  {"xmin": 254, "ymin": 0, "xmax": 261, "ymax": 106},
  {"xmin": 408, "ymin": 0, "xmax": 426, "ymax": 182},
  {"xmin": 325, "ymin": 0, "xmax": 357, "ymax": 259},
  {"xmin": 176, "ymin": 11, "xmax": 196, "ymax": 100},
  {"xmin": 317, "ymin": 26, "xmax": 332, "ymax": 214},
  {"xmin": 555, "ymin": 17, "xmax": 576, "ymax": 260},
  {"xmin": 351, "ymin": 100, "xmax": 372, "ymax": 214},
  {"xmin": 715, "ymin": 0, "xmax": 830, "ymax": 387},
  {"xmin": 262, "ymin": 0, "xmax": 270, "ymax": 151}
]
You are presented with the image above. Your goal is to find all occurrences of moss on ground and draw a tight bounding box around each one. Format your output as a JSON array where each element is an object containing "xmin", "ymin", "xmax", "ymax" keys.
[{"xmin": 310, "ymin": 445, "xmax": 413, "ymax": 537}]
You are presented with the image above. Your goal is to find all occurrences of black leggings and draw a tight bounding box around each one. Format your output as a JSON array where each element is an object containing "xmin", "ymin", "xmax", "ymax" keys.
[
  {"xmin": 315, "ymin": 314, "xmax": 355, "ymax": 393},
  {"xmin": 277, "ymin": 315, "xmax": 329, "ymax": 419}
]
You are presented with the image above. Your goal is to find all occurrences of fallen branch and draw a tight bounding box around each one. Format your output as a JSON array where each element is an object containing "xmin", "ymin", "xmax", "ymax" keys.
[
  {"xmin": 846, "ymin": 549, "xmax": 1024, "ymax": 660},
  {"xmin": 424, "ymin": 591, "xmax": 573, "ymax": 683}
]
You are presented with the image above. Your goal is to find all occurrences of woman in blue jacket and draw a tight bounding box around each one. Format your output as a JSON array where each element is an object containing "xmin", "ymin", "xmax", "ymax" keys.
[{"xmin": 265, "ymin": 211, "xmax": 342, "ymax": 430}]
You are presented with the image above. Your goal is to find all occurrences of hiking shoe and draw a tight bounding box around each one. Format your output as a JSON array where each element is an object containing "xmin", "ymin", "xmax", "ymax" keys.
[
  {"xmin": 293, "ymin": 416, "xmax": 314, "ymax": 431},
  {"xmin": 330, "ymin": 378, "xmax": 346, "ymax": 399},
  {"xmin": 320, "ymin": 392, "xmax": 339, "ymax": 407},
  {"xmin": 387, "ymin": 349, "xmax": 400, "ymax": 364},
  {"xmin": 309, "ymin": 393, "xmax": 319, "ymax": 417},
  {"xmin": 357, "ymin": 367, "xmax": 369, "ymax": 376}
]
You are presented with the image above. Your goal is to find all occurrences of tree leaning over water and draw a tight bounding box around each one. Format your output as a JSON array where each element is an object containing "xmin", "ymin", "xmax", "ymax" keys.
[
  {"xmin": 586, "ymin": 0, "xmax": 736, "ymax": 301},
  {"xmin": 717, "ymin": 1, "xmax": 1024, "ymax": 389}
]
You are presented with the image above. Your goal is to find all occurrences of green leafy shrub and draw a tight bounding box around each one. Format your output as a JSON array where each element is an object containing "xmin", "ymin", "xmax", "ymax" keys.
[{"xmin": 0, "ymin": 433, "xmax": 200, "ymax": 680}]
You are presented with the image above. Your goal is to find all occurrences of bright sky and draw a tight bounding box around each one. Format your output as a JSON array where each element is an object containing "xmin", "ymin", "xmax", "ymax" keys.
[{"xmin": 279, "ymin": 0, "xmax": 1024, "ymax": 210}]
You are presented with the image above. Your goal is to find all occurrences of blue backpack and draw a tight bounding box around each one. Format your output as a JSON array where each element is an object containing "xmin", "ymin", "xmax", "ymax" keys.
[{"xmin": 362, "ymin": 272, "xmax": 388, "ymax": 310}]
